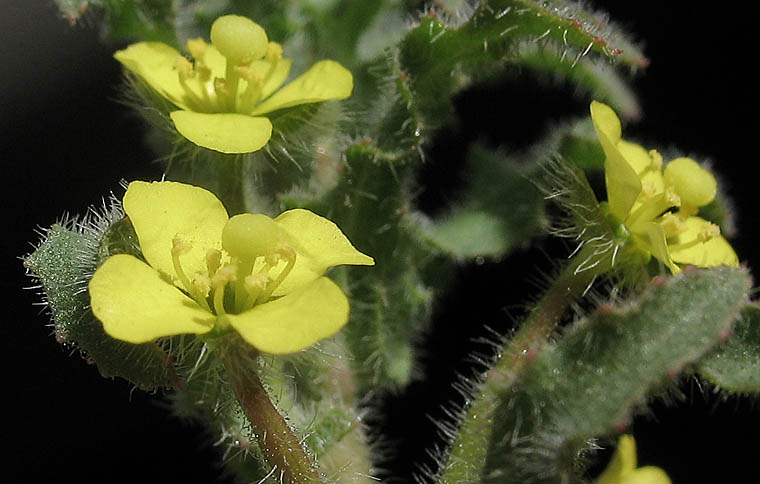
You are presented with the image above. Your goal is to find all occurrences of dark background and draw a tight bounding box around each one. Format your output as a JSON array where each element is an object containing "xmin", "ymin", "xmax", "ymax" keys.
[{"xmin": 3, "ymin": 1, "xmax": 758, "ymax": 482}]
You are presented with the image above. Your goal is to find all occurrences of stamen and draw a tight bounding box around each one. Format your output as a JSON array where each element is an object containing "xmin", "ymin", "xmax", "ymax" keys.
[
  {"xmin": 648, "ymin": 149, "xmax": 663, "ymax": 170},
  {"xmin": 256, "ymin": 243, "xmax": 296, "ymax": 304},
  {"xmin": 698, "ymin": 222, "xmax": 721, "ymax": 242},
  {"xmin": 186, "ymin": 38, "xmax": 208, "ymax": 60},
  {"xmin": 659, "ymin": 213, "xmax": 687, "ymax": 238},
  {"xmin": 211, "ymin": 265, "xmax": 237, "ymax": 315},
  {"xmin": 668, "ymin": 222, "xmax": 721, "ymax": 253},
  {"xmin": 237, "ymin": 43, "xmax": 282, "ymax": 113},
  {"xmin": 640, "ymin": 182, "xmax": 658, "ymax": 199},
  {"xmin": 171, "ymin": 236, "xmax": 195, "ymax": 294},
  {"xmin": 174, "ymin": 57, "xmax": 204, "ymax": 111},
  {"xmin": 242, "ymin": 273, "xmax": 269, "ymax": 310},
  {"xmin": 206, "ymin": 249, "xmax": 222, "ymax": 276},
  {"xmin": 192, "ymin": 275, "xmax": 213, "ymax": 312},
  {"xmin": 627, "ymin": 187, "xmax": 681, "ymax": 228},
  {"xmin": 238, "ymin": 72, "xmax": 265, "ymax": 113},
  {"xmin": 213, "ymin": 77, "xmax": 230, "ymax": 110}
]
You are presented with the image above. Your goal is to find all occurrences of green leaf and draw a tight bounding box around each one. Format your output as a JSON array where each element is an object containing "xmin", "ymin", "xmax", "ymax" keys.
[
  {"xmin": 698, "ymin": 303, "xmax": 760, "ymax": 393},
  {"xmin": 481, "ymin": 267, "xmax": 749, "ymax": 483},
  {"xmin": 397, "ymin": 0, "xmax": 647, "ymax": 135},
  {"xmin": 101, "ymin": 0, "xmax": 177, "ymax": 44},
  {"xmin": 513, "ymin": 42, "xmax": 641, "ymax": 120},
  {"xmin": 23, "ymin": 217, "xmax": 177, "ymax": 390}
]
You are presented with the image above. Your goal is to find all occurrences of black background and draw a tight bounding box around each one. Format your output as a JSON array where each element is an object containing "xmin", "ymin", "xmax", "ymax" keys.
[{"xmin": 3, "ymin": 1, "xmax": 758, "ymax": 482}]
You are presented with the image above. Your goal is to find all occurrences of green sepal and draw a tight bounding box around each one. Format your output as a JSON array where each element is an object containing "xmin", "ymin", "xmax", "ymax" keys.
[
  {"xmin": 698, "ymin": 303, "xmax": 760, "ymax": 393},
  {"xmin": 481, "ymin": 267, "xmax": 749, "ymax": 483},
  {"xmin": 24, "ymin": 220, "xmax": 177, "ymax": 389}
]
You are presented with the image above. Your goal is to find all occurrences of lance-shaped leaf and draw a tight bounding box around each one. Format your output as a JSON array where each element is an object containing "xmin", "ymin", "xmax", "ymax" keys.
[
  {"xmin": 483, "ymin": 267, "xmax": 749, "ymax": 483},
  {"xmin": 428, "ymin": 267, "xmax": 748, "ymax": 484}
]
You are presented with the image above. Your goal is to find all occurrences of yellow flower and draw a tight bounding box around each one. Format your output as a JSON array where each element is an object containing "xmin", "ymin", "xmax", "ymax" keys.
[
  {"xmin": 114, "ymin": 15, "xmax": 354, "ymax": 154},
  {"xmin": 88, "ymin": 181, "xmax": 374, "ymax": 354},
  {"xmin": 590, "ymin": 101, "xmax": 738, "ymax": 273},
  {"xmin": 596, "ymin": 435, "xmax": 671, "ymax": 484}
]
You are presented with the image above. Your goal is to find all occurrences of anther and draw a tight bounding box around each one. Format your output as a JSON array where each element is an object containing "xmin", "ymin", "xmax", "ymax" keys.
[
  {"xmin": 242, "ymin": 273, "xmax": 269, "ymax": 310},
  {"xmin": 211, "ymin": 265, "xmax": 237, "ymax": 316},
  {"xmin": 171, "ymin": 236, "xmax": 195, "ymax": 296},
  {"xmin": 206, "ymin": 249, "xmax": 222, "ymax": 276},
  {"xmin": 174, "ymin": 58, "xmax": 205, "ymax": 110},
  {"xmin": 186, "ymin": 38, "xmax": 208, "ymax": 60},
  {"xmin": 211, "ymin": 265, "xmax": 237, "ymax": 288},
  {"xmin": 172, "ymin": 236, "xmax": 192, "ymax": 255},
  {"xmin": 193, "ymin": 275, "xmax": 211, "ymax": 298},
  {"xmin": 174, "ymin": 57, "xmax": 195, "ymax": 79},
  {"xmin": 699, "ymin": 223, "xmax": 720, "ymax": 242},
  {"xmin": 664, "ymin": 187, "xmax": 681, "ymax": 208},
  {"xmin": 648, "ymin": 149, "xmax": 663, "ymax": 170},
  {"xmin": 659, "ymin": 213, "xmax": 687, "ymax": 238}
]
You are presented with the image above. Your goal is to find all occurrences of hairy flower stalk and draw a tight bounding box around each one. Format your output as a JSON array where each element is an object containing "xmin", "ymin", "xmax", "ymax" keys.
[{"xmin": 223, "ymin": 344, "xmax": 326, "ymax": 484}]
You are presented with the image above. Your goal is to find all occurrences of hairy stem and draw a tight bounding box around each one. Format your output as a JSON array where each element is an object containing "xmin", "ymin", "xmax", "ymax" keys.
[
  {"xmin": 490, "ymin": 245, "xmax": 608, "ymax": 388},
  {"xmin": 222, "ymin": 343, "xmax": 325, "ymax": 484}
]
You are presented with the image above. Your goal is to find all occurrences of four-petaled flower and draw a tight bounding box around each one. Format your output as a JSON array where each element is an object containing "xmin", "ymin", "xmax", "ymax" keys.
[
  {"xmin": 89, "ymin": 181, "xmax": 374, "ymax": 354},
  {"xmin": 114, "ymin": 15, "xmax": 353, "ymax": 154},
  {"xmin": 596, "ymin": 435, "xmax": 671, "ymax": 484},
  {"xmin": 591, "ymin": 101, "xmax": 738, "ymax": 273}
]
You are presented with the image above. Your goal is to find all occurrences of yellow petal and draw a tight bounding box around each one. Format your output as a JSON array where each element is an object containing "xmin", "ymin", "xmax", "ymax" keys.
[
  {"xmin": 597, "ymin": 435, "xmax": 637, "ymax": 484},
  {"xmin": 250, "ymin": 60, "xmax": 354, "ymax": 115},
  {"xmin": 89, "ymin": 255, "xmax": 216, "ymax": 343},
  {"xmin": 590, "ymin": 101, "xmax": 622, "ymax": 143},
  {"xmin": 170, "ymin": 111, "xmax": 272, "ymax": 153},
  {"xmin": 663, "ymin": 157, "xmax": 717, "ymax": 208},
  {"xmin": 123, "ymin": 181, "xmax": 229, "ymax": 284},
  {"xmin": 617, "ymin": 140, "xmax": 651, "ymax": 174},
  {"xmin": 669, "ymin": 216, "xmax": 739, "ymax": 268},
  {"xmin": 201, "ymin": 44, "xmax": 227, "ymax": 80},
  {"xmin": 591, "ymin": 102, "xmax": 641, "ymax": 221},
  {"xmin": 618, "ymin": 467, "xmax": 672, "ymax": 484},
  {"xmin": 224, "ymin": 277, "xmax": 349, "ymax": 354},
  {"xmin": 636, "ymin": 222, "xmax": 680, "ymax": 274},
  {"xmin": 114, "ymin": 42, "xmax": 194, "ymax": 111},
  {"xmin": 272, "ymin": 208, "xmax": 374, "ymax": 295}
]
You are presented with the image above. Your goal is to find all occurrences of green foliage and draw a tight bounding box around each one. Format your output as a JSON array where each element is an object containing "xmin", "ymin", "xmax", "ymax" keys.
[
  {"xmin": 699, "ymin": 303, "xmax": 760, "ymax": 393},
  {"xmin": 37, "ymin": 1, "xmax": 757, "ymax": 483},
  {"xmin": 437, "ymin": 267, "xmax": 750, "ymax": 484},
  {"xmin": 396, "ymin": 0, "xmax": 647, "ymax": 139},
  {"xmin": 24, "ymin": 214, "xmax": 176, "ymax": 389}
]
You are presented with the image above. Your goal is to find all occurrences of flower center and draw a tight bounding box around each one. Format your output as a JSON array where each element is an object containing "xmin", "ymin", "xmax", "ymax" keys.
[
  {"xmin": 171, "ymin": 236, "xmax": 296, "ymax": 317},
  {"xmin": 173, "ymin": 16, "xmax": 283, "ymax": 114}
]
